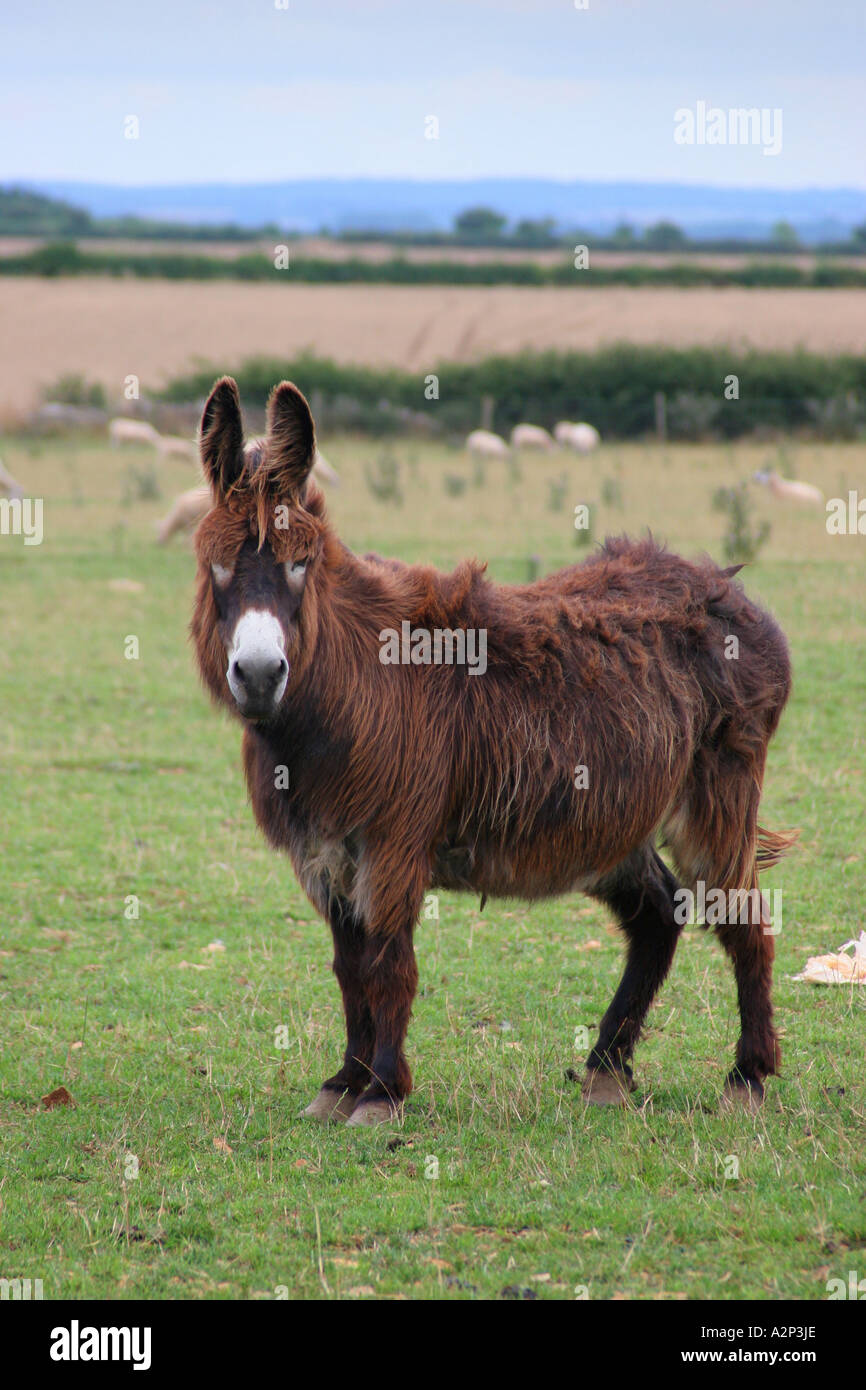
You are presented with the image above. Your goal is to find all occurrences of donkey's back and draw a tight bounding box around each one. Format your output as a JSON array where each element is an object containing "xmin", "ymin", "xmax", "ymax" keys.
[{"xmin": 431, "ymin": 536, "xmax": 791, "ymax": 903}]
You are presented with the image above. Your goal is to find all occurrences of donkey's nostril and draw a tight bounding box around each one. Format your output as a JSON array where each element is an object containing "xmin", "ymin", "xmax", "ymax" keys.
[
  {"xmin": 257, "ymin": 656, "xmax": 285, "ymax": 683},
  {"xmin": 230, "ymin": 654, "xmax": 286, "ymax": 698}
]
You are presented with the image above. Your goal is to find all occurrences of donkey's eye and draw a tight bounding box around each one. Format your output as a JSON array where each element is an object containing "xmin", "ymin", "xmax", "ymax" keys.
[{"xmin": 284, "ymin": 560, "xmax": 308, "ymax": 594}]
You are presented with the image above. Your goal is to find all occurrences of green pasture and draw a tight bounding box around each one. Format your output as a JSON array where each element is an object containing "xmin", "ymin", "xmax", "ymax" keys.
[{"xmin": 0, "ymin": 432, "xmax": 863, "ymax": 1300}]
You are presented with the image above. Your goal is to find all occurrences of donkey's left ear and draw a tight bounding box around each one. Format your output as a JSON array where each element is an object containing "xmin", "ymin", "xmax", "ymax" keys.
[
  {"xmin": 266, "ymin": 381, "xmax": 316, "ymax": 496},
  {"xmin": 200, "ymin": 376, "xmax": 245, "ymax": 499}
]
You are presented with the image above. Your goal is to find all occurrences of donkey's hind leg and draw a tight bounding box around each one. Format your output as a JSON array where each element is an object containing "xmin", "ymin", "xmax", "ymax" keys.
[
  {"xmin": 664, "ymin": 753, "xmax": 785, "ymax": 1112},
  {"xmin": 715, "ymin": 883, "xmax": 780, "ymax": 1113},
  {"xmin": 304, "ymin": 897, "xmax": 376, "ymax": 1122},
  {"xmin": 582, "ymin": 848, "xmax": 683, "ymax": 1106}
]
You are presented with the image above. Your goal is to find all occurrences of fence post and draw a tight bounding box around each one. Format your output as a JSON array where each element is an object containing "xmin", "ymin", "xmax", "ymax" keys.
[
  {"xmin": 480, "ymin": 394, "xmax": 495, "ymax": 432},
  {"xmin": 654, "ymin": 391, "xmax": 667, "ymax": 442}
]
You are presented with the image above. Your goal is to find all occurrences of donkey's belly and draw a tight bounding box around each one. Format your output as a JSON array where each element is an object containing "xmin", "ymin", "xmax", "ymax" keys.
[{"xmin": 431, "ymin": 833, "xmax": 609, "ymax": 901}]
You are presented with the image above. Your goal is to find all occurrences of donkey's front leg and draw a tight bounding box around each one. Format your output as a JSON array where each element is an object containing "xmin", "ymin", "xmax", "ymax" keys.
[
  {"xmin": 346, "ymin": 925, "xmax": 419, "ymax": 1128},
  {"xmin": 304, "ymin": 897, "xmax": 375, "ymax": 1123},
  {"xmin": 342, "ymin": 849, "xmax": 426, "ymax": 1127}
]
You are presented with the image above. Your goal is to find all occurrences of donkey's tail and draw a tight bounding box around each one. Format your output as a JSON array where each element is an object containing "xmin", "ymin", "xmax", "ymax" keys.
[{"xmin": 756, "ymin": 824, "xmax": 799, "ymax": 872}]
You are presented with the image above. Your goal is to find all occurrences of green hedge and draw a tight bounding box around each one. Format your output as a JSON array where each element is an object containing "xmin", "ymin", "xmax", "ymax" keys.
[
  {"xmin": 3, "ymin": 240, "xmax": 866, "ymax": 288},
  {"xmin": 158, "ymin": 347, "xmax": 866, "ymax": 440}
]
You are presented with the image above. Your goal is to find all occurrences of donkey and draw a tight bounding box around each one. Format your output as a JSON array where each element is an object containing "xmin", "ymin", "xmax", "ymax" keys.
[{"xmin": 190, "ymin": 377, "xmax": 795, "ymax": 1127}]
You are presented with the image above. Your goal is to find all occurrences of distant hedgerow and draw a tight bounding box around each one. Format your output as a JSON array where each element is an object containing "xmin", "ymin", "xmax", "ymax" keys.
[{"xmin": 155, "ymin": 346, "xmax": 866, "ymax": 443}]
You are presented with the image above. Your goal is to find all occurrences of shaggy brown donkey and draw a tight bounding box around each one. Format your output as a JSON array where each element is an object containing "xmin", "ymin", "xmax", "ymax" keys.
[{"xmin": 191, "ymin": 377, "xmax": 795, "ymax": 1126}]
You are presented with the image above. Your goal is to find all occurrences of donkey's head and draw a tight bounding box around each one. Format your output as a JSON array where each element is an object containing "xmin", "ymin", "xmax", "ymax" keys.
[{"xmin": 192, "ymin": 377, "xmax": 326, "ymax": 722}]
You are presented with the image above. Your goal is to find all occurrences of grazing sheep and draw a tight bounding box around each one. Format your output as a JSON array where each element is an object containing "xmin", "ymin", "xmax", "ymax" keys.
[
  {"xmin": 466, "ymin": 429, "xmax": 510, "ymax": 459},
  {"xmin": 155, "ymin": 434, "xmax": 199, "ymax": 462},
  {"xmin": 308, "ymin": 449, "xmax": 339, "ymax": 486},
  {"xmin": 247, "ymin": 438, "xmax": 339, "ymax": 489},
  {"xmin": 156, "ymin": 487, "xmax": 210, "ymax": 544},
  {"xmin": 556, "ymin": 421, "xmax": 601, "ymax": 453},
  {"xmin": 0, "ymin": 459, "xmax": 24, "ymax": 500},
  {"xmin": 156, "ymin": 444, "xmax": 339, "ymax": 543},
  {"xmin": 510, "ymin": 423, "xmax": 555, "ymax": 451},
  {"xmin": 109, "ymin": 418, "xmax": 160, "ymax": 448},
  {"xmin": 753, "ymin": 470, "xmax": 824, "ymax": 506}
]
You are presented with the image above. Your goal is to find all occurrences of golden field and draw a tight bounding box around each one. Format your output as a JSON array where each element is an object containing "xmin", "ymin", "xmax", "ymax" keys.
[{"xmin": 3, "ymin": 276, "xmax": 866, "ymax": 416}]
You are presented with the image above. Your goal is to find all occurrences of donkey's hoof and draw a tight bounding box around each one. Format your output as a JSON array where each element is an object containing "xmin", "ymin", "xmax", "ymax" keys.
[
  {"xmin": 581, "ymin": 1069, "xmax": 635, "ymax": 1107},
  {"xmin": 303, "ymin": 1087, "xmax": 358, "ymax": 1122},
  {"xmin": 720, "ymin": 1079, "xmax": 764, "ymax": 1114},
  {"xmin": 346, "ymin": 1098, "xmax": 401, "ymax": 1128}
]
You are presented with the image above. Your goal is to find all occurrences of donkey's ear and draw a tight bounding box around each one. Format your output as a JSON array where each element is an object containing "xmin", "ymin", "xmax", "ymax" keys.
[
  {"xmin": 266, "ymin": 381, "xmax": 316, "ymax": 495},
  {"xmin": 200, "ymin": 376, "xmax": 245, "ymax": 498}
]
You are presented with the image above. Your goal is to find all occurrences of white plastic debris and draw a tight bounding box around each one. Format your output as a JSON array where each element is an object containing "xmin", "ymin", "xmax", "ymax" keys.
[{"xmin": 793, "ymin": 932, "xmax": 866, "ymax": 984}]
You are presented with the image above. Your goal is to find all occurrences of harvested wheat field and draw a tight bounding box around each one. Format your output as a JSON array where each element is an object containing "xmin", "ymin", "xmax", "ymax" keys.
[{"xmin": 4, "ymin": 276, "xmax": 866, "ymax": 412}]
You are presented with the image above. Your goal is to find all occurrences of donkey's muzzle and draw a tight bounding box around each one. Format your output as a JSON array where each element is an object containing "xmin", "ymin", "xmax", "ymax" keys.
[{"xmin": 228, "ymin": 653, "xmax": 289, "ymax": 718}]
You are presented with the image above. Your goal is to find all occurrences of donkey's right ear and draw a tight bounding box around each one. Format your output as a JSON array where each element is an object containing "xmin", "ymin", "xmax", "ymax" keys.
[
  {"xmin": 200, "ymin": 376, "xmax": 245, "ymax": 498},
  {"xmin": 266, "ymin": 380, "xmax": 316, "ymax": 496}
]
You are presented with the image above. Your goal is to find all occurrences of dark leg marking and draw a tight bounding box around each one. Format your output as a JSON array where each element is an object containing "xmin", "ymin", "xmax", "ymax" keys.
[
  {"xmin": 715, "ymin": 884, "xmax": 780, "ymax": 1113},
  {"xmin": 583, "ymin": 849, "xmax": 683, "ymax": 1106},
  {"xmin": 347, "ymin": 926, "xmax": 418, "ymax": 1128},
  {"xmin": 304, "ymin": 897, "xmax": 376, "ymax": 1122}
]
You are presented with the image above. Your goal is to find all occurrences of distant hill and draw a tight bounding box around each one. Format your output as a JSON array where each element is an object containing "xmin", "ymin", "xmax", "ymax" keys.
[
  {"xmin": 0, "ymin": 187, "xmax": 94, "ymax": 236},
  {"xmin": 20, "ymin": 178, "xmax": 866, "ymax": 244},
  {"xmin": 0, "ymin": 186, "xmax": 273, "ymax": 242}
]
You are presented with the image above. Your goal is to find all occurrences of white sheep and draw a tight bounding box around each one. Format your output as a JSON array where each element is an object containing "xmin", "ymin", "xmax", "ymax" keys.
[
  {"xmin": 510, "ymin": 423, "xmax": 555, "ymax": 451},
  {"xmin": 308, "ymin": 449, "xmax": 339, "ymax": 486},
  {"xmin": 465, "ymin": 429, "xmax": 510, "ymax": 459},
  {"xmin": 753, "ymin": 470, "xmax": 824, "ymax": 506},
  {"xmin": 155, "ymin": 487, "xmax": 210, "ymax": 544},
  {"xmin": 244, "ymin": 438, "xmax": 340, "ymax": 486},
  {"xmin": 155, "ymin": 434, "xmax": 199, "ymax": 462},
  {"xmin": 556, "ymin": 421, "xmax": 601, "ymax": 453},
  {"xmin": 0, "ymin": 459, "xmax": 24, "ymax": 500},
  {"xmin": 109, "ymin": 418, "xmax": 160, "ymax": 448},
  {"xmin": 156, "ymin": 447, "xmax": 340, "ymax": 543}
]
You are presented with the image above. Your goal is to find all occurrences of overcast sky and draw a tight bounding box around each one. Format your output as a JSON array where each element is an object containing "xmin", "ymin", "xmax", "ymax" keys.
[{"xmin": 1, "ymin": 0, "xmax": 863, "ymax": 188}]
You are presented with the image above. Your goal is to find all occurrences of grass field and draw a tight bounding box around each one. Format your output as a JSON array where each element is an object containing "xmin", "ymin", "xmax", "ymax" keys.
[
  {"xmin": 0, "ymin": 431, "xmax": 864, "ymax": 1300},
  {"xmin": 4, "ymin": 277, "xmax": 866, "ymax": 416}
]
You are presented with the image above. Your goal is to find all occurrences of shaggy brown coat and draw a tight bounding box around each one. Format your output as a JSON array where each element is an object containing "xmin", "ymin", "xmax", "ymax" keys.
[{"xmin": 191, "ymin": 376, "xmax": 794, "ymax": 1124}]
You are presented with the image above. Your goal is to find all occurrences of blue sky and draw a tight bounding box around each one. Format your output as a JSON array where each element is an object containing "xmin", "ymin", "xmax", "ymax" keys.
[{"xmin": 1, "ymin": 0, "xmax": 863, "ymax": 188}]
